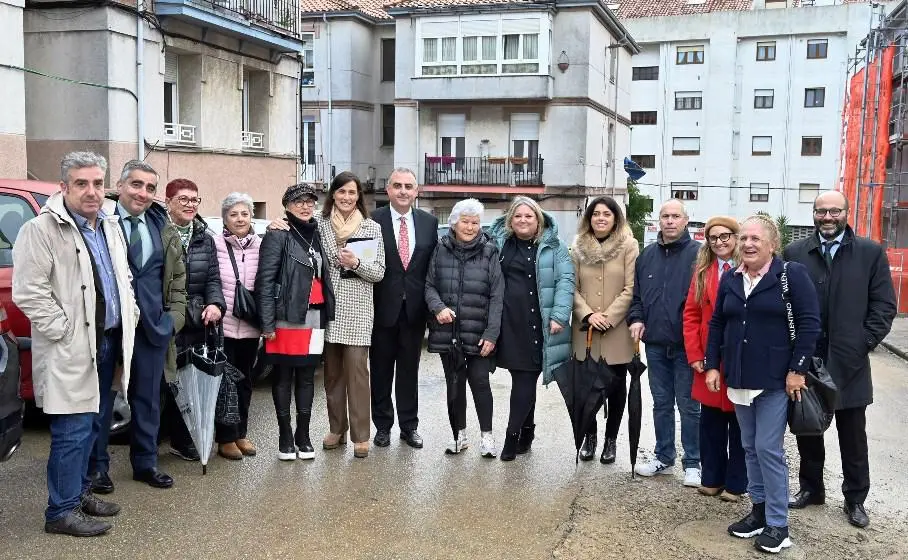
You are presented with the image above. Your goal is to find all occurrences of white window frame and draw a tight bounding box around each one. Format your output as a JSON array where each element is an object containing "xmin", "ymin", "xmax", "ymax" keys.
[
  {"xmin": 752, "ymin": 136, "xmax": 772, "ymax": 156},
  {"xmin": 416, "ymin": 16, "xmax": 548, "ymax": 77},
  {"xmin": 750, "ymin": 182, "xmax": 770, "ymax": 202},
  {"xmin": 799, "ymin": 183, "xmax": 820, "ymax": 203},
  {"xmin": 672, "ymin": 137, "xmax": 700, "ymax": 156},
  {"xmin": 670, "ymin": 182, "xmax": 699, "ymax": 200},
  {"xmin": 302, "ymin": 35, "xmax": 315, "ymax": 87}
]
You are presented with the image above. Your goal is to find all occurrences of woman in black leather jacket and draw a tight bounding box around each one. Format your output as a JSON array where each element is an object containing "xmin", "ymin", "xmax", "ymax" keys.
[
  {"xmin": 163, "ymin": 178, "xmax": 225, "ymax": 462},
  {"xmin": 255, "ymin": 184, "xmax": 336, "ymax": 460}
]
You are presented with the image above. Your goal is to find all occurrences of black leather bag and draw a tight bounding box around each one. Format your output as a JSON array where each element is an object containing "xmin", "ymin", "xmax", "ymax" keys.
[
  {"xmin": 226, "ymin": 243, "xmax": 259, "ymax": 326},
  {"xmin": 186, "ymin": 295, "xmax": 205, "ymax": 331},
  {"xmin": 780, "ymin": 262, "xmax": 838, "ymax": 436}
]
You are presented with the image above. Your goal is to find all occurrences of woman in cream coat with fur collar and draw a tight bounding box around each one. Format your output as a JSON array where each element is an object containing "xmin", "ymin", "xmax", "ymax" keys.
[{"xmin": 571, "ymin": 196, "xmax": 639, "ymax": 464}]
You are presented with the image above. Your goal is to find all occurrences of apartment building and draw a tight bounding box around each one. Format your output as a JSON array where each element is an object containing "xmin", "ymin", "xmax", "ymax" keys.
[
  {"xmin": 300, "ymin": 0, "xmax": 639, "ymax": 239},
  {"xmin": 9, "ymin": 0, "xmax": 304, "ymax": 217},
  {"xmin": 0, "ymin": 0, "xmax": 26, "ymax": 178},
  {"xmin": 618, "ymin": 0, "xmax": 875, "ymax": 232}
]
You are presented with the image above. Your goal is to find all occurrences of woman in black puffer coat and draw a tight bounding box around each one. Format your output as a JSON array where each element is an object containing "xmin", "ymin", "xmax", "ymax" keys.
[
  {"xmin": 163, "ymin": 178, "xmax": 226, "ymax": 461},
  {"xmin": 425, "ymin": 198, "xmax": 503, "ymax": 458}
]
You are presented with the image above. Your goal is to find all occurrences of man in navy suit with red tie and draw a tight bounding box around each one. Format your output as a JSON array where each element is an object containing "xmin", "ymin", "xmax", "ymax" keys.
[{"xmin": 370, "ymin": 168, "xmax": 438, "ymax": 449}]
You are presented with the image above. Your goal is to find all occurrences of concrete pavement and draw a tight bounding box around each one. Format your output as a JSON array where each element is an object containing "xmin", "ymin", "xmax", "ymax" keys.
[{"xmin": 1, "ymin": 348, "xmax": 907, "ymax": 559}]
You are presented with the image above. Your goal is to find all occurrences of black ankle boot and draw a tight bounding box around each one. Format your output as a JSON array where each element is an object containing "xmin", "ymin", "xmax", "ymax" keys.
[
  {"xmin": 579, "ymin": 433, "xmax": 596, "ymax": 461},
  {"xmin": 500, "ymin": 432, "xmax": 519, "ymax": 461},
  {"xmin": 295, "ymin": 412, "xmax": 314, "ymax": 460},
  {"xmin": 600, "ymin": 437, "xmax": 617, "ymax": 464},
  {"xmin": 516, "ymin": 424, "xmax": 535, "ymax": 454},
  {"xmin": 277, "ymin": 415, "xmax": 296, "ymax": 461}
]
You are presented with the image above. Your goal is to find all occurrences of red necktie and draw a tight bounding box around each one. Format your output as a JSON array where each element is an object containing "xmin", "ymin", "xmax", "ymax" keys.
[
  {"xmin": 399, "ymin": 216, "xmax": 410, "ymax": 270},
  {"xmin": 722, "ymin": 262, "xmax": 731, "ymax": 273}
]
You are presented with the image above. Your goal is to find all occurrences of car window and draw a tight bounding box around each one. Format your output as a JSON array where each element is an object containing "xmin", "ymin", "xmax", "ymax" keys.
[
  {"xmin": 32, "ymin": 193, "xmax": 49, "ymax": 208},
  {"xmin": 0, "ymin": 195, "xmax": 38, "ymax": 266}
]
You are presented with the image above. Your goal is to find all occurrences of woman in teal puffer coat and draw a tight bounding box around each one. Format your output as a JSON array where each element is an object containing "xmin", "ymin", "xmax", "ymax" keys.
[{"xmin": 489, "ymin": 196, "xmax": 574, "ymax": 461}]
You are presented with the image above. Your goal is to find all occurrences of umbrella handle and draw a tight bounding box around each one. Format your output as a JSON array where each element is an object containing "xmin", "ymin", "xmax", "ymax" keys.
[
  {"xmin": 634, "ymin": 341, "xmax": 640, "ymax": 355},
  {"xmin": 586, "ymin": 328, "xmax": 593, "ymax": 350}
]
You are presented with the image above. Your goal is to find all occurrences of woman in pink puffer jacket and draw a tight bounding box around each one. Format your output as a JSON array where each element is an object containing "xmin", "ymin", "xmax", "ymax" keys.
[{"xmin": 213, "ymin": 192, "xmax": 262, "ymax": 460}]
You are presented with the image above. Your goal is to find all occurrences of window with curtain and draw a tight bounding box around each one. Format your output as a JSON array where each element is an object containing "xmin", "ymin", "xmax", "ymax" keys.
[
  {"xmin": 423, "ymin": 38, "xmax": 437, "ymax": 62},
  {"xmin": 482, "ymin": 36, "xmax": 496, "ymax": 60},
  {"xmin": 463, "ymin": 37, "xmax": 478, "ymax": 61},
  {"xmin": 523, "ymin": 34, "xmax": 538, "ymax": 59},
  {"xmin": 441, "ymin": 37, "xmax": 456, "ymax": 62},
  {"xmin": 504, "ymin": 34, "xmax": 519, "ymax": 60}
]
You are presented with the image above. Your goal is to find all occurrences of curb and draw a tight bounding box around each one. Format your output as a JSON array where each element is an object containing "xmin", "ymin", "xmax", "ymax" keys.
[{"xmin": 881, "ymin": 341, "xmax": 908, "ymax": 362}]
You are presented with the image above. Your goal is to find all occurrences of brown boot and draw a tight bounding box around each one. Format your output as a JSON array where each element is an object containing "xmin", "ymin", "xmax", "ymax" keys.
[
  {"xmin": 353, "ymin": 442, "xmax": 369, "ymax": 458},
  {"xmin": 236, "ymin": 438, "xmax": 257, "ymax": 457},
  {"xmin": 697, "ymin": 485, "xmax": 723, "ymax": 497},
  {"xmin": 323, "ymin": 432, "xmax": 347, "ymax": 450},
  {"xmin": 218, "ymin": 442, "xmax": 243, "ymax": 461}
]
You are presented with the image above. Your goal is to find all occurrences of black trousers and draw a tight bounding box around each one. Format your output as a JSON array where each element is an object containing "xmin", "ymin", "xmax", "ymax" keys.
[
  {"xmin": 506, "ymin": 369, "xmax": 540, "ymax": 434},
  {"xmin": 588, "ymin": 363, "xmax": 628, "ymax": 440},
  {"xmin": 796, "ymin": 406, "xmax": 870, "ymax": 504},
  {"xmin": 271, "ymin": 365, "xmax": 316, "ymax": 418},
  {"xmin": 443, "ymin": 355, "xmax": 493, "ymax": 433},
  {"xmin": 215, "ymin": 337, "xmax": 259, "ymax": 444},
  {"xmin": 369, "ymin": 304, "xmax": 423, "ymax": 432}
]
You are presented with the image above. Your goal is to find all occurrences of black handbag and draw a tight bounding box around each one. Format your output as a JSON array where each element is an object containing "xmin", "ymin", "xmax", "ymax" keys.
[
  {"xmin": 186, "ymin": 295, "xmax": 205, "ymax": 331},
  {"xmin": 226, "ymin": 243, "xmax": 259, "ymax": 326},
  {"xmin": 780, "ymin": 262, "xmax": 839, "ymax": 436}
]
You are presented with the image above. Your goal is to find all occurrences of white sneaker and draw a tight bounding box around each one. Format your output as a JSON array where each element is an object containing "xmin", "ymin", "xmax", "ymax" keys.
[
  {"xmin": 683, "ymin": 468, "xmax": 702, "ymax": 487},
  {"xmin": 445, "ymin": 429, "xmax": 469, "ymax": 454},
  {"xmin": 479, "ymin": 431, "xmax": 497, "ymax": 458},
  {"xmin": 634, "ymin": 458, "xmax": 674, "ymax": 477}
]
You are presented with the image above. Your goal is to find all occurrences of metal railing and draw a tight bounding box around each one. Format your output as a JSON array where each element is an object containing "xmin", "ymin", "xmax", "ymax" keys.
[
  {"xmin": 242, "ymin": 131, "xmax": 266, "ymax": 151},
  {"xmin": 423, "ymin": 155, "xmax": 544, "ymax": 186},
  {"xmin": 163, "ymin": 123, "xmax": 197, "ymax": 146},
  {"xmin": 198, "ymin": 0, "xmax": 298, "ymax": 34}
]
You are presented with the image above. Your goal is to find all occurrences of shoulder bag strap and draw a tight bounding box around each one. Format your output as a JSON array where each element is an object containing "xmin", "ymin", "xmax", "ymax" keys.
[
  {"xmin": 780, "ymin": 261, "xmax": 797, "ymax": 346},
  {"xmin": 225, "ymin": 242, "xmax": 241, "ymax": 281}
]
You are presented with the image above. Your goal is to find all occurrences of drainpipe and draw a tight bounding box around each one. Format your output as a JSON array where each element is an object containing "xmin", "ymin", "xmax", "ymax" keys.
[
  {"xmin": 136, "ymin": 0, "xmax": 145, "ymax": 160},
  {"xmin": 415, "ymin": 100, "xmax": 420, "ymax": 195},
  {"xmin": 324, "ymin": 12, "xmax": 333, "ymax": 179}
]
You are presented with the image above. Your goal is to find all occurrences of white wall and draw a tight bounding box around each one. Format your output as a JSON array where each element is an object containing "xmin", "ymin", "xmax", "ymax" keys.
[
  {"xmin": 624, "ymin": 3, "xmax": 873, "ymax": 226},
  {"xmin": 0, "ymin": 0, "xmax": 26, "ymax": 177}
]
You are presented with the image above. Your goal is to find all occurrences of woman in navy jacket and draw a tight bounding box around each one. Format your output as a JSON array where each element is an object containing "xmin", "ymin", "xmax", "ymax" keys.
[{"xmin": 704, "ymin": 215, "xmax": 820, "ymax": 555}]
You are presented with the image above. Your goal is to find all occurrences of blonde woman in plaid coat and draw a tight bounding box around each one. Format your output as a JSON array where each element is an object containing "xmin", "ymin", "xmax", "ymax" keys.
[{"xmin": 318, "ymin": 171, "xmax": 386, "ymax": 458}]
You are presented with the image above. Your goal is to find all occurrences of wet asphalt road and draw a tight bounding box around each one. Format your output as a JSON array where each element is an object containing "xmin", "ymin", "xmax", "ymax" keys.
[{"xmin": 1, "ymin": 347, "xmax": 906, "ymax": 559}]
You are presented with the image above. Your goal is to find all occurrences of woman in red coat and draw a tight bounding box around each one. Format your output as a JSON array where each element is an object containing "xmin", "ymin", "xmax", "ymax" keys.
[{"xmin": 682, "ymin": 216, "xmax": 747, "ymax": 501}]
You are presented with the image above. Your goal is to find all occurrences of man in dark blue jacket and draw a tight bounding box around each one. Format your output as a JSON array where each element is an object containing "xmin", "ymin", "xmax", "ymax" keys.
[{"xmin": 627, "ymin": 199, "xmax": 701, "ymax": 485}]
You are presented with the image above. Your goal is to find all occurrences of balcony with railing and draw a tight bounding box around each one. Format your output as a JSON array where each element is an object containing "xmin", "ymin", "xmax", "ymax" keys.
[
  {"xmin": 163, "ymin": 123, "xmax": 197, "ymax": 146},
  {"xmin": 155, "ymin": 0, "xmax": 303, "ymax": 52},
  {"xmin": 422, "ymin": 155, "xmax": 544, "ymax": 193},
  {"xmin": 242, "ymin": 130, "xmax": 266, "ymax": 151}
]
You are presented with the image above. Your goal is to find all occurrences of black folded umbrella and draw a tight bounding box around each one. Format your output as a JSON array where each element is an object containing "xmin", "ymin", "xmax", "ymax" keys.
[
  {"xmin": 553, "ymin": 328, "xmax": 616, "ymax": 463},
  {"xmin": 441, "ymin": 318, "xmax": 469, "ymax": 452},
  {"xmin": 626, "ymin": 342, "xmax": 647, "ymax": 478}
]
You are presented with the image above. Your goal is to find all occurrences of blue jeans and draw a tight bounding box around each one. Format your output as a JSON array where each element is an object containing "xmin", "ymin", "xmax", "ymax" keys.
[
  {"xmin": 646, "ymin": 344, "xmax": 700, "ymax": 468},
  {"xmin": 735, "ymin": 389, "xmax": 789, "ymax": 528},
  {"xmin": 46, "ymin": 413, "xmax": 94, "ymax": 521},
  {"xmin": 89, "ymin": 330, "xmax": 121, "ymax": 475}
]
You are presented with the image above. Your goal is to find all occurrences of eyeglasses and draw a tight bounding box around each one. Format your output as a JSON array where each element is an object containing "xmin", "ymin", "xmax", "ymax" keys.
[
  {"xmin": 707, "ymin": 232, "xmax": 735, "ymax": 245},
  {"xmin": 175, "ymin": 195, "xmax": 202, "ymax": 207},
  {"xmin": 291, "ymin": 199, "xmax": 316, "ymax": 208},
  {"xmin": 814, "ymin": 207, "xmax": 843, "ymax": 218}
]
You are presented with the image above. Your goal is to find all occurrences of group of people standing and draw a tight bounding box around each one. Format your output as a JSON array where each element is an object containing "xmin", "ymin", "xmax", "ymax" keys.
[
  {"xmin": 13, "ymin": 151, "xmax": 897, "ymax": 553},
  {"xmin": 627, "ymin": 194, "xmax": 895, "ymax": 554}
]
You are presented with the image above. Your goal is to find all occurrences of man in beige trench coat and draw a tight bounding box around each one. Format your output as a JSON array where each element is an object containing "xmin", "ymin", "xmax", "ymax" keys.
[{"xmin": 12, "ymin": 152, "xmax": 139, "ymax": 537}]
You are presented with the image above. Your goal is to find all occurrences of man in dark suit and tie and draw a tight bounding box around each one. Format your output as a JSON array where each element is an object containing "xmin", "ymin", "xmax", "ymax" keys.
[
  {"xmin": 370, "ymin": 168, "xmax": 438, "ymax": 449},
  {"xmin": 92, "ymin": 160, "xmax": 187, "ymax": 492}
]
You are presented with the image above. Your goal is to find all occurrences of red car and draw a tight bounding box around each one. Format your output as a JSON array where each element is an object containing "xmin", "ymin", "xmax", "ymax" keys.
[{"xmin": 0, "ymin": 179, "xmax": 57, "ymax": 401}]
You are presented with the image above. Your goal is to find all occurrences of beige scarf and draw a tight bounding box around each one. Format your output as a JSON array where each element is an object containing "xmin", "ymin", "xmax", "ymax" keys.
[{"xmin": 330, "ymin": 206, "xmax": 363, "ymax": 245}]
